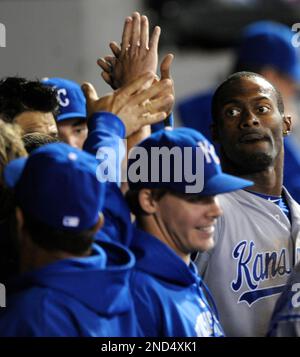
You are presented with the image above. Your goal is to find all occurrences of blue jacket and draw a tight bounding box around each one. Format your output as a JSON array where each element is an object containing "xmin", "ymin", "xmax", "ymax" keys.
[
  {"xmin": 0, "ymin": 242, "xmax": 137, "ymax": 337},
  {"xmin": 130, "ymin": 227, "xmax": 224, "ymax": 337},
  {"xmin": 178, "ymin": 91, "xmax": 300, "ymax": 203}
]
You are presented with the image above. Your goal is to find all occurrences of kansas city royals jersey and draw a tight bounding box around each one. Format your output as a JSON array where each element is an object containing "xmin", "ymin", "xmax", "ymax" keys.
[{"xmin": 196, "ymin": 188, "xmax": 300, "ymax": 336}]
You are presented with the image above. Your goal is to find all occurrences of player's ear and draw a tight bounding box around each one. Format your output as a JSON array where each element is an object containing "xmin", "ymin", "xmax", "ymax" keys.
[
  {"xmin": 138, "ymin": 189, "xmax": 159, "ymax": 214},
  {"xmin": 283, "ymin": 114, "xmax": 292, "ymax": 135},
  {"xmin": 210, "ymin": 123, "xmax": 219, "ymax": 142}
]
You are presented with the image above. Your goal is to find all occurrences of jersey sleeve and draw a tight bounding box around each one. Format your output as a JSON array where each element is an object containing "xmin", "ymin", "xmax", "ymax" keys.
[{"xmin": 83, "ymin": 112, "xmax": 132, "ymax": 246}]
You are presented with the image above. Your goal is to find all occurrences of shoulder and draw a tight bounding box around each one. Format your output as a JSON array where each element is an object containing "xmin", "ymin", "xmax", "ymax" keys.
[{"xmin": 0, "ymin": 287, "xmax": 77, "ymax": 336}]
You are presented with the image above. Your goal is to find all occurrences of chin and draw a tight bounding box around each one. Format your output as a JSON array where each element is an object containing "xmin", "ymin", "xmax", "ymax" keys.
[
  {"xmin": 196, "ymin": 238, "xmax": 215, "ymax": 253},
  {"xmin": 233, "ymin": 152, "xmax": 274, "ymax": 174}
]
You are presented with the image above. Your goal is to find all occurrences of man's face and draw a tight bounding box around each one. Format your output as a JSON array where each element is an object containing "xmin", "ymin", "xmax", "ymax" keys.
[
  {"xmin": 14, "ymin": 111, "xmax": 58, "ymax": 137},
  {"xmin": 153, "ymin": 193, "xmax": 222, "ymax": 254},
  {"xmin": 214, "ymin": 76, "xmax": 289, "ymax": 173},
  {"xmin": 57, "ymin": 118, "xmax": 88, "ymax": 149}
]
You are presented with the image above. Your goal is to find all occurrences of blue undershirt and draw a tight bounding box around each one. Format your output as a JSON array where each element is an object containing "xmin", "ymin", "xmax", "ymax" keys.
[{"xmin": 246, "ymin": 190, "xmax": 291, "ymax": 222}]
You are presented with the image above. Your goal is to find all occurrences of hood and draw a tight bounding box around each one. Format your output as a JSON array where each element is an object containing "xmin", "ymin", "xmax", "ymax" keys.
[
  {"xmin": 96, "ymin": 183, "xmax": 133, "ymax": 246},
  {"xmin": 130, "ymin": 226, "xmax": 200, "ymax": 287},
  {"xmin": 9, "ymin": 241, "xmax": 135, "ymax": 316}
]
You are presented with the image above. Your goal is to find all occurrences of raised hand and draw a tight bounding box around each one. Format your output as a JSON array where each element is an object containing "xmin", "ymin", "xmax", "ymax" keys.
[
  {"xmin": 81, "ymin": 73, "xmax": 174, "ymax": 137},
  {"xmin": 97, "ymin": 12, "xmax": 161, "ymax": 89}
]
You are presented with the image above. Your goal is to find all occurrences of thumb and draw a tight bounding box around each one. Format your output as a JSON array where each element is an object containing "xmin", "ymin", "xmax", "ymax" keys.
[
  {"xmin": 160, "ymin": 53, "xmax": 174, "ymax": 80},
  {"xmin": 81, "ymin": 82, "xmax": 99, "ymax": 103}
]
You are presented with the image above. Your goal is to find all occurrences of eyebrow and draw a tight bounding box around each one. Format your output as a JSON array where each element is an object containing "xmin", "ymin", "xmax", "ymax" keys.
[{"xmin": 222, "ymin": 95, "xmax": 273, "ymax": 106}]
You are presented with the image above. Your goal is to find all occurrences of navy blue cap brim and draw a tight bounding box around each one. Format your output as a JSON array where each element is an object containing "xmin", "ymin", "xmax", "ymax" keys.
[
  {"xmin": 4, "ymin": 157, "xmax": 27, "ymax": 188},
  {"xmin": 200, "ymin": 172, "xmax": 253, "ymax": 196}
]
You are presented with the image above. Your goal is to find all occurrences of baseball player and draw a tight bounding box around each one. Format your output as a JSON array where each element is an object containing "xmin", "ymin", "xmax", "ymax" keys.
[
  {"xmin": 0, "ymin": 73, "xmax": 172, "ymax": 337},
  {"xmin": 42, "ymin": 77, "xmax": 88, "ymax": 149},
  {"xmin": 0, "ymin": 77, "xmax": 58, "ymax": 137},
  {"xmin": 196, "ymin": 71, "xmax": 300, "ymax": 336},
  {"xmin": 124, "ymin": 128, "xmax": 253, "ymax": 337},
  {"xmin": 80, "ymin": 64, "xmax": 247, "ymax": 337},
  {"xmin": 177, "ymin": 21, "xmax": 300, "ymax": 204}
]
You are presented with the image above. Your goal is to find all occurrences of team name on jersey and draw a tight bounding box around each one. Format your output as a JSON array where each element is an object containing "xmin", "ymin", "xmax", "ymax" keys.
[{"xmin": 231, "ymin": 240, "xmax": 291, "ymax": 306}]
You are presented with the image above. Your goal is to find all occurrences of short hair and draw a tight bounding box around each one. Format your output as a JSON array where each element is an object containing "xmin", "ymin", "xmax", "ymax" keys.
[
  {"xmin": 22, "ymin": 132, "xmax": 60, "ymax": 153},
  {"xmin": 126, "ymin": 188, "xmax": 168, "ymax": 216},
  {"xmin": 211, "ymin": 71, "xmax": 285, "ymax": 124},
  {"xmin": 126, "ymin": 187, "xmax": 206, "ymax": 217},
  {"xmin": 0, "ymin": 77, "xmax": 59, "ymax": 122},
  {"xmin": 23, "ymin": 212, "xmax": 98, "ymax": 255}
]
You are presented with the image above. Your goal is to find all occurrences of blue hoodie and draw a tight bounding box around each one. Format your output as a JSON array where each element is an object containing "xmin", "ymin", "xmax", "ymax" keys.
[
  {"xmin": 0, "ymin": 241, "xmax": 137, "ymax": 337},
  {"xmin": 130, "ymin": 227, "xmax": 224, "ymax": 337}
]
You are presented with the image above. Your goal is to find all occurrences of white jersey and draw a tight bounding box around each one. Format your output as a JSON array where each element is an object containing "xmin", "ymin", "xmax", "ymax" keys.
[{"xmin": 196, "ymin": 188, "xmax": 300, "ymax": 337}]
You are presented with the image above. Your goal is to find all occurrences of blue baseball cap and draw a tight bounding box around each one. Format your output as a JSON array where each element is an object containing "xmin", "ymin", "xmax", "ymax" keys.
[
  {"xmin": 42, "ymin": 77, "xmax": 86, "ymax": 122},
  {"xmin": 4, "ymin": 143, "xmax": 105, "ymax": 231},
  {"xmin": 236, "ymin": 21, "xmax": 300, "ymax": 81},
  {"xmin": 127, "ymin": 128, "xmax": 253, "ymax": 195}
]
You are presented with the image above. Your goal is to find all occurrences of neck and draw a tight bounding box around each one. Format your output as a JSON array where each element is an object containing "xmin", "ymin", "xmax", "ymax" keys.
[
  {"xmin": 221, "ymin": 149, "xmax": 284, "ymax": 196},
  {"xmin": 138, "ymin": 216, "xmax": 190, "ymax": 265},
  {"xmin": 20, "ymin": 234, "xmax": 92, "ymax": 273}
]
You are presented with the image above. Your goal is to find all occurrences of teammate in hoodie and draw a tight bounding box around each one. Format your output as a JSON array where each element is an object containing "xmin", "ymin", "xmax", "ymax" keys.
[
  {"xmin": 0, "ymin": 73, "xmax": 172, "ymax": 337},
  {"xmin": 124, "ymin": 128, "xmax": 253, "ymax": 337}
]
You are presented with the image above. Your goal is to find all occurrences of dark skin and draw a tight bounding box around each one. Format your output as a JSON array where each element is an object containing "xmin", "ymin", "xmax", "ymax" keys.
[{"xmin": 212, "ymin": 75, "xmax": 291, "ymax": 196}]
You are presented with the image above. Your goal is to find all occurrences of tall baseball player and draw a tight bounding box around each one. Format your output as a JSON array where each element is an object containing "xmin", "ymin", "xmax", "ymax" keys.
[{"xmin": 196, "ymin": 71, "xmax": 300, "ymax": 336}]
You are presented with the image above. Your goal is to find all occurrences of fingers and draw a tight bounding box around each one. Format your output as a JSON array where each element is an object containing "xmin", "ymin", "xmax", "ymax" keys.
[
  {"xmin": 160, "ymin": 53, "xmax": 174, "ymax": 80},
  {"xmin": 140, "ymin": 112, "xmax": 167, "ymax": 127},
  {"xmin": 130, "ymin": 78, "xmax": 173, "ymax": 105},
  {"xmin": 97, "ymin": 58, "xmax": 111, "ymax": 73},
  {"xmin": 145, "ymin": 94, "xmax": 174, "ymax": 114},
  {"xmin": 140, "ymin": 15, "xmax": 149, "ymax": 49},
  {"xmin": 121, "ymin": 16, "xmax": 132, "ymax": 57},
  {"xmin": 101, "ymin": 71, "xmax": 112, "ymax": 86},
  {"xmin": 118, "ymin": 72, "xmax": 155, "ymax": 97},
  {"xmin": 131, "ymin": 12, "xmax": 141, "ymax": 52},
  {"xmin": 109, "ymin": 41, "xmax": 121, "ymax": 58},
  {"xmin": 149, "ymin": 26, "xmax": 161, "ymax": 52}
]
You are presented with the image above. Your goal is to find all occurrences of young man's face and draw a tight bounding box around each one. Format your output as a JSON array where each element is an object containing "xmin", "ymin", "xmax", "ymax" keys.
[
  {"xmin": 214, "ymin": 76, "xmax": 290, "ymax": 173},
  {"xmin": 14, "ymin": 111, "xmax": 58, "ymax": 137},
  {"xmin": 153, "ymin": 193, "xmax": 222, "ymax": 255},
  {"xmin": 57, "ymin": 118, "xmax": 88, "ymax": 149}
]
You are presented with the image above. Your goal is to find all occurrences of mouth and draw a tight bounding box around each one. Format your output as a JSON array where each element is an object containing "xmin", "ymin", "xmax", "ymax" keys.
[
  {"xmin": 239, "ymin": 132, "xmax": 269, "ymax": 143},
  {"xmin": 195, "ymin": 225, "xmax": 215, "ymax": 234}
]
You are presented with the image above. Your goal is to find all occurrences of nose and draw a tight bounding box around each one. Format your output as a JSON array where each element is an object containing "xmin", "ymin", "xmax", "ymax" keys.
[
  {"xmin": 207, "ymin": 196, "xmax": 223, "ymax": 220},
  {"xmin": 239, "ymin": 109, "xmax": 260, "ymax": 129}
]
